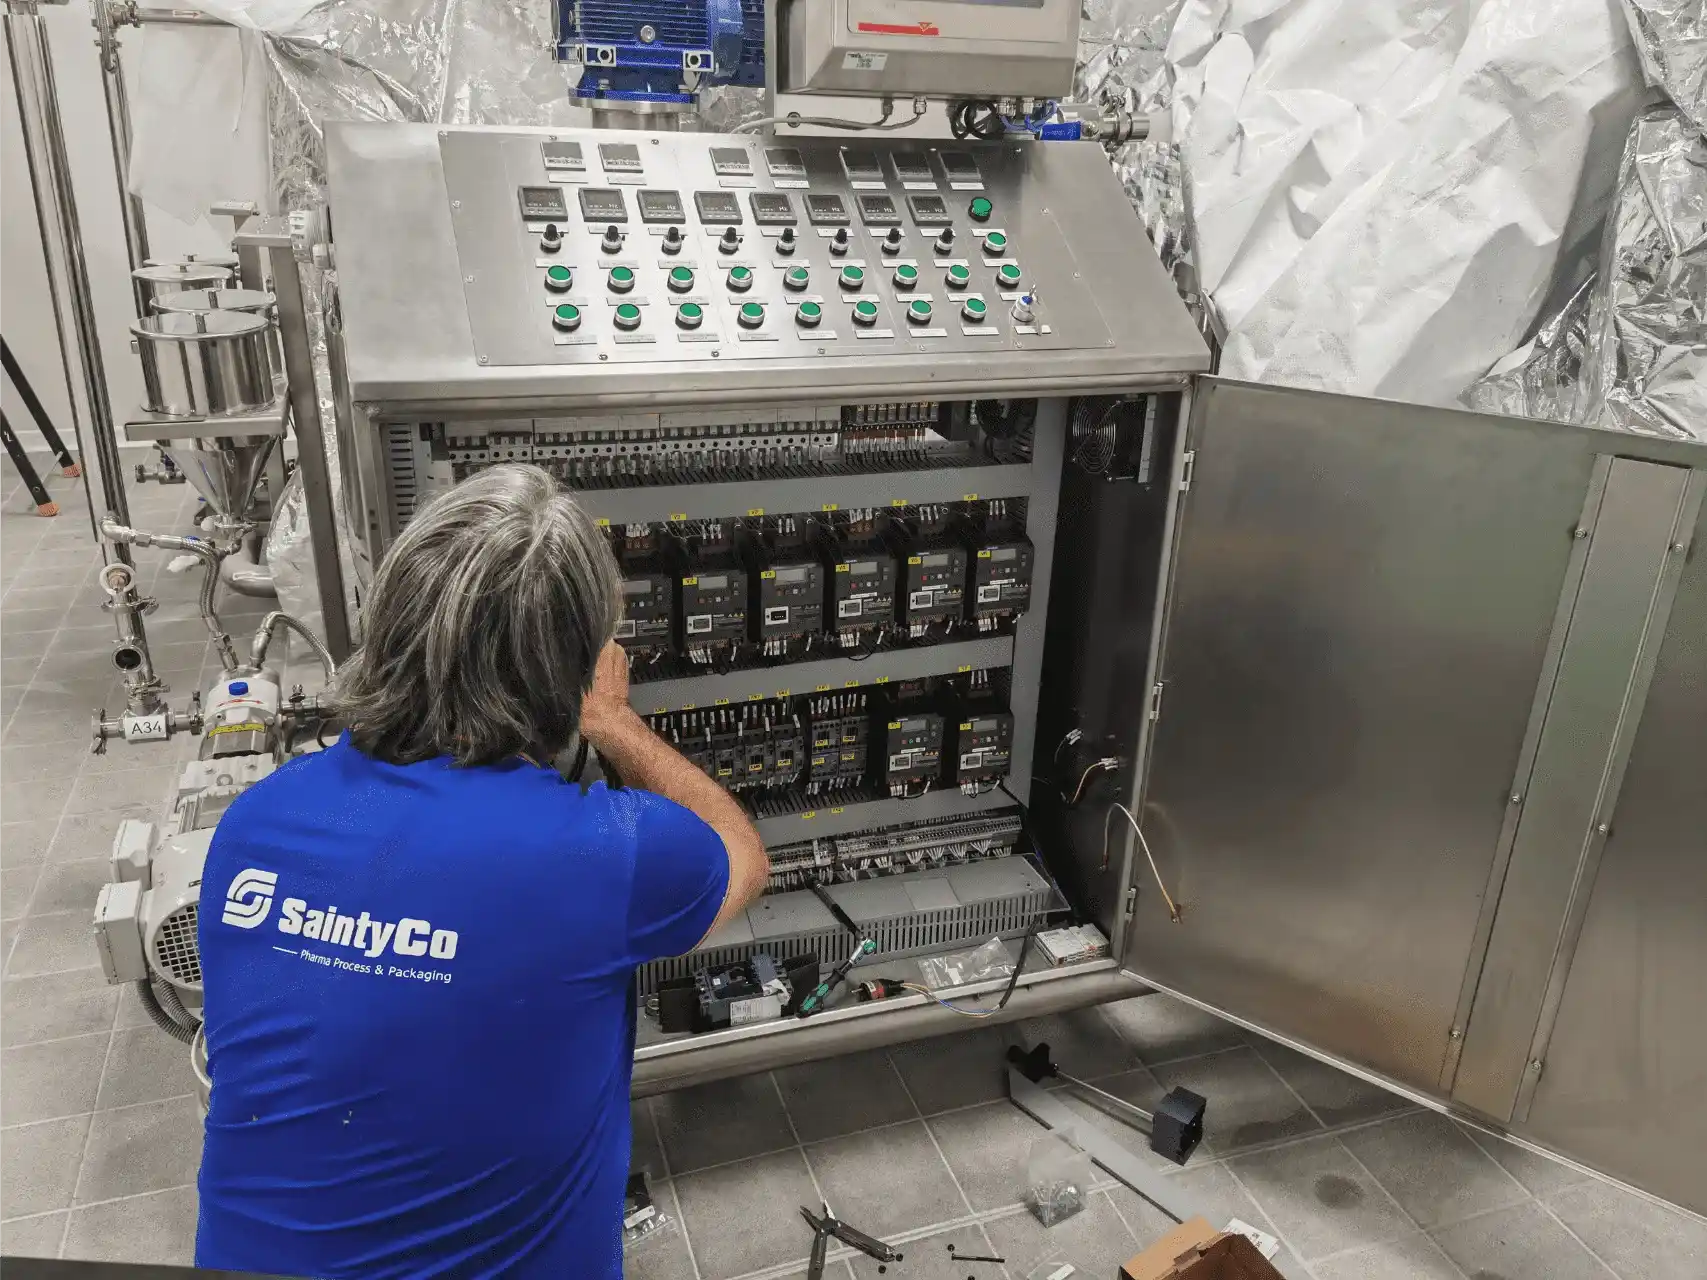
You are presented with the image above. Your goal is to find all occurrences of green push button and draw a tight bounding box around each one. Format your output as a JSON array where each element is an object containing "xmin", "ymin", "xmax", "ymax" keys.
[
  {"xmin": 551, "ymin": 303, "xmax": 581, "ymax": 332},
  {"xmin": 851, "ymin": 299, "xmax": 879, "ymax": 326},
  {"xmin": 983, "ymin": 231, "xmax": 1008, "ymax": 255},
  {"xmin": 668, "ymin": 266, "xmax": 695, "ymax": 293},
  {"xmin": 613, "ymin": 302, "xmax": 642, "ymax": 331},
  {"xmin": 907, "ymin": 298, "xmax": 933, "ymax": 325},
  {"xmin": 796, "ymin": 300, "xmax": 823, "ymax": 328},
  {"xmin": 675, "ymin": 302, "xmax": 703, "ymax": 330},
  {"xmin": 962, "ymin": 296, "xmax": 988, "ymax": 323},
  {"xmin": 784, "ymin": 266, "xmax": 810, "ymax": 292},
  {"xmin": 608, "ymin": 265, "xmax": 636, "ymax": 293},
  {"xmin": 737, "ymin": 301, "xmax": 765, "ymax": 329},
  {"xmin": 544, "ymin": 264, "xmax": 573, "ymax": 293},
  {"xmin": 727, "ymin": 266, "xmax": 754, "ymax": 292},
  {"xmin": 893, "ymin": 263, "xmax": 919, "ymax": 289},
  {"xmin": 945, "ymin": 263, "xmax": 971, "ymax": 290},
  {"xmin": 839, "ymin": 264, "xmax": 865, "ymax": 291},
  {"xmin": 968, "ymin": 196, "xmax": 993, "ymax": 222},
  {"xmin": 997, "ymin": 263, "xmax": 1022, "ymax": 287}
]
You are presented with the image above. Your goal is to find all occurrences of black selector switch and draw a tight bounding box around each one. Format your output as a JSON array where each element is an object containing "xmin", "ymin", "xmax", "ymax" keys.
[
  {"xmin": 540, "ymin": 223, "xmax": 562, "ymax": 253},
  {"xmin": 662, "ymin": 226, "xmax": 684, "ymax": 254},
  {"xmin": 719, "ymin": 227, "xmax": 741, "ymax": 254},
  {"xmin": 830, "ymin": 227, "xmax": 851, "ymax": 256},
  {"xmin": 881, "ymin": 227, "xmax": 903, "ymax": 255},
  {"xmin": 600, "ymin": 224, "xmax": 623, "ymax": 254},
  {"xmin": 934, "ymin": 228, "xmax": 955, "ymax": 255},
  {"xmin": 778, "ymin": 227, "xmax": 797, "ymax": 255}
]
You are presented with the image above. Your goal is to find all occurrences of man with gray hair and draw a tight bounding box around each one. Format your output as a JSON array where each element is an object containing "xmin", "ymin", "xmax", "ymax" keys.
[{"xmin": 193, "ymin": 464, "xmax": 768, "ymax": 1279}]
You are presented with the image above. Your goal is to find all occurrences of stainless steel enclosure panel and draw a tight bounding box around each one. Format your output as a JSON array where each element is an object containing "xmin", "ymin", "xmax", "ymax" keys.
[
  {"xmin": 325, "ymin": 123, "xmax": 1207, "ymax": 410},
  {"xmin": 1451, "ymin": 459, "xmax": 1700, "ymax": 1119},
  {"xmin": 1127, "ymin": 381, "xmax": 1601, "ymax": 1091},
  {"xmin": 1519, "ymin": 505, "xmax": 1706, "ymax": 1214},
  {"xmin": 780, "ymin": 0, "xmax": 1080, "ymax": 99}
]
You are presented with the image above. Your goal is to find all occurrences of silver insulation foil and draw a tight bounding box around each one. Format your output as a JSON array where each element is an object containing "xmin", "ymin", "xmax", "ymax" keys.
[
  {"xmin": 1463, "ymin": 277, "xmax": 1598, "ymax": 423},
  {"xmin": 257, "ymin": 0, "xmax": 575, "ymax": 216},
  {"xmin": 1465, "ymin": 3, "xmax": 1704, "ymax": 435},
  {"xmin": 1576, "ymin": 104, "xmax": 1706, "ymax": 440},
  {"xmin": 1617, "ymin": 0, "xmax": 1707, "ymax": 133},
  {"xmin": 1076, "ymin": 0, "xmax": 1190, "ymax": 277}
]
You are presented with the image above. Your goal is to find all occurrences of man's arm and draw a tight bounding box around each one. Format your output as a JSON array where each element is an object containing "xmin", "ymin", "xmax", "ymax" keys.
[{"xmin": 579, "ymin": 642, "xmax": 769, "ymax": 939}]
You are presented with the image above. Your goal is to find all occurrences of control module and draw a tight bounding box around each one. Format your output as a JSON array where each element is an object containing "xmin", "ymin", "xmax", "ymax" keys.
[{"xmin": 438, "ymin": 130, "xmax": 1114, "ymax": 367}]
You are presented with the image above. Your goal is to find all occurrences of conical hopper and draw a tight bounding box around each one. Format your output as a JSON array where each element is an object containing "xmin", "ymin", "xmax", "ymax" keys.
[{"xmin": 163, "ymin": 435, "xmax": 279, "ymax": 523}]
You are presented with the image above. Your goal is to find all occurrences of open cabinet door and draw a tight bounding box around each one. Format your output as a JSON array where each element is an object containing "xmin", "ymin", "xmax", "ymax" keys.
[{"xmin": 1121, "ymin": 378, "xmax": 1706, "ymax": 1123}]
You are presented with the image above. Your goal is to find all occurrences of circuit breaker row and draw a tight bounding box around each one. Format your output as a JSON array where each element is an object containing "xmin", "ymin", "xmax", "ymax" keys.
[
  {"xmin": 763, "ymin": 811, "xmax": 1026, "ymax": 893},
  {"xmin": 437, "ymin": 403, "xmax": 955, "ymax": 489},
  {"xmin": 612, "ymin": 502, "xmax": 1033, "ymax": 670},
  {"xmin": 643, "ymin": 675, "xmax": 1014, "ymax": 814}
]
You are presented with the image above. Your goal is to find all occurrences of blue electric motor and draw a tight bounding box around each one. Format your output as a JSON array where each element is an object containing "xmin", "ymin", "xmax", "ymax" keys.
[{"xmin": 558, "ymin": 0, "xmax": 765, "ymax": 106}]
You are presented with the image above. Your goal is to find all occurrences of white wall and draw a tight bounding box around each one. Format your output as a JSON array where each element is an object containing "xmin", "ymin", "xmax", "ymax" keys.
[{"xmin": 1, "ymin": 7, "xmax": 252, "ymax": 457}]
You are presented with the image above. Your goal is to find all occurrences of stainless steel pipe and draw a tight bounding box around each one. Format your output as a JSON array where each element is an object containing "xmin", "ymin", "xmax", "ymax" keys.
[
  {"xmin": 4, "ymin": 0, "xmax": 134, "ymax": 536},
  {"xmin": 92, "ymin": 0, "xmax": 151, "ymax": 316}
]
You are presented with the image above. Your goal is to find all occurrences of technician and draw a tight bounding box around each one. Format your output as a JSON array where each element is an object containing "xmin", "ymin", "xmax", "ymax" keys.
[{"xmin": 195, "ymin": 464, "xmax": 769, "ymax": 1279}]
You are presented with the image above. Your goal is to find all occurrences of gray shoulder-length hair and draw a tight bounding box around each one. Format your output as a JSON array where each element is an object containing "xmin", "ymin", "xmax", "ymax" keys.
[{"xmin": 335, "ymin": 463, "xmax": 620, "ymax": 767}]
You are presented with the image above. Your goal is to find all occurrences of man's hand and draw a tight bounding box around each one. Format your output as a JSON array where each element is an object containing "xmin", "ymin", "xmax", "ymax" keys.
[{"xmin": 581, "ymin": 640, "xmax": 632, "ymax": 750}]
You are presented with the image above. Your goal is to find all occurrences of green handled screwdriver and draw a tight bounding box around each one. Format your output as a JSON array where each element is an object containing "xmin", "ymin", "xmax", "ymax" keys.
[{"xmin": 796, "ymin": 939, "xmax": 876, "ymax": 1018}]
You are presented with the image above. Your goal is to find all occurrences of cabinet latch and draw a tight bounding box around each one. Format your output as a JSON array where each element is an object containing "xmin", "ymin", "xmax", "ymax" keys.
[
  {"xmin": 1178, "ymin": 450, "xmax": 1196, "ymax": 492},
  {"xmin": 1148, "ymin": 682, "xmax": 1165, "ymax": 722}
]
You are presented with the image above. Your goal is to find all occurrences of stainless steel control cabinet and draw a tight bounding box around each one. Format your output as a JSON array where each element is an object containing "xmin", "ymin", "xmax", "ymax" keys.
[{"xmin": 325, "ymin": 123, "xmax": 1707, "ymax": 1213}]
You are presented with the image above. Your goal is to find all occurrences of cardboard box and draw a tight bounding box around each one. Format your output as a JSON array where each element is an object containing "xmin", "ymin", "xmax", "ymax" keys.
[{"xmin": 1120, "ymin": 1218, "xmax": 1285, "ymax": 1280}]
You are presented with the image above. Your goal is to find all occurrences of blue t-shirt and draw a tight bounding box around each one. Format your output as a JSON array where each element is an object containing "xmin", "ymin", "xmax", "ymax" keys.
[{"xmin": 195, "ymin": 736, "xmax": 729, "ymax": 1279}]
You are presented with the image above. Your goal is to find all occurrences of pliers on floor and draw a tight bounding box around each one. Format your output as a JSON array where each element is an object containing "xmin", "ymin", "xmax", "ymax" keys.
[{"xmin": 800, "ymin": 1201, "xmax": 902, "ymax": 1279}]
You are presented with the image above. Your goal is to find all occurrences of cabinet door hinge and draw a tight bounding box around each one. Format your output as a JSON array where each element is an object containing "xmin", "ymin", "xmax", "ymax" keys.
[
  {"xmin": 1148, "ymin": 681, "xmax": 1165, "ymax": 722},
  {"xmin": 1123, "ymin": 885, "xmax": 1139, "ymax": 923},
  {"xmin": 1178, "ymin": 450, "xmax": 1196, "ymax": 492}
]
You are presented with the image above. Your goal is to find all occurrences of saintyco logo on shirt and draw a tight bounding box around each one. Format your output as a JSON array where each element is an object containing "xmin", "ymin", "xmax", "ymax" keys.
[{"xmin": 221, "ymin": 867, "xmax": 460, "ymax": 960}]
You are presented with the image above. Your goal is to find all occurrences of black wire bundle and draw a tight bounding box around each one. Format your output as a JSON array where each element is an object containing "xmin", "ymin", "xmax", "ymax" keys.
[{"xmin": 949, "ymin": 100, "xmax": 1007, "ymax": 141}]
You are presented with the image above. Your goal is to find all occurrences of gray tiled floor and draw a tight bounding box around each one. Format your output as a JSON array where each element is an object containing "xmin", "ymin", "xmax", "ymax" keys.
[{"xmin": 6, "ymin": 457, "xmax": 1707, "ymax": 1277}]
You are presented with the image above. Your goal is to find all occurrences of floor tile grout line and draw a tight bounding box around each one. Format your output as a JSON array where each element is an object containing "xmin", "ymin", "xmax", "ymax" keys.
[
  {"xmin": 767, "ymin": 1070, "xmax": 832, "ymax": 1213},
  {"xmin": 1531, "ymin": 1198, "xmax": 1624, "ymax": 1280},
  {"xmin": 1305, "ymin": 1229, "xmax": 1470, "ymax": 1278},
  {"xmin": 725, "ymin": 1205, "xmax": 1029, "ymax": 1280},
  {"xmin": 1452, "ymin": 1120, "xmax": 1576, "ymax": 1207},
  {"xmin": 3, "ymin": 750, "xmax": 88, "ymax": 978},
  {"xmin": 1251, "ymin": 1043, "xmax": 1331, "ymax": 1132},
  {"xmin": 66, "ymin": 1019, "xmax": 122, "ymax": 1221},
  {"xmin": 880, "ymin": 1043, "xmax": 997, "ymax": 1270},
  {"xmin": 643, "ymin": 1097, "xmax": 706, "ymax": 1280},
  {"xmin": 1216, "ymin": 1159, "xmax": 1324, "ymax": 1280},
  {"xmin": 1331, "ymin": 1137, "xmax": 1429, "ymax": 1237},
  {"xmin": 0, "ymin": 1090, "xmax": 200, "ymax": 1133}
]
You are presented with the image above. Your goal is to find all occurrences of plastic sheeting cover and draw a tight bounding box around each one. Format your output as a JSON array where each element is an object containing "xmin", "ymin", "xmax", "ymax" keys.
[
  {"xmin": 1167, "ymin": 0, "xmax": 1645, "ymax": 406},
  {"xmin": 129, "ymin": 0, "xmax": 576, "ymax": 219}
]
